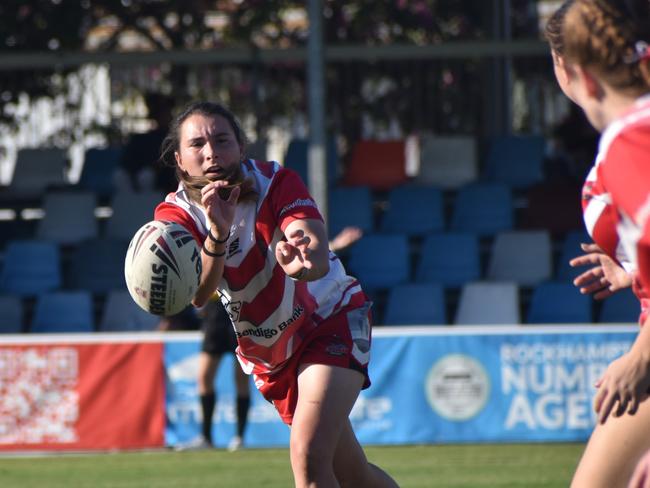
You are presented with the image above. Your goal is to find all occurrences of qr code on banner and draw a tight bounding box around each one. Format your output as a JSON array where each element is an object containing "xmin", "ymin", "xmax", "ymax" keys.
[{"xmin": 0, "ymin": 347, "xmax": 79, "ymax": 444}]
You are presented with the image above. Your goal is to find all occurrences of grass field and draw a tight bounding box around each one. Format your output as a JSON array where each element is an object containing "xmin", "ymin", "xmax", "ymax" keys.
[{"xmin": 0, "ymin": 443, "xmax": 585, "ymax": 487}]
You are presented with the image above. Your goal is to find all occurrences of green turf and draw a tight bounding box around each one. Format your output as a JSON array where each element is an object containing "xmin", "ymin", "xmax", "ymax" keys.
[{"xmin": 0, "ymin": 443, "xmax": 585, "ymax": 488}]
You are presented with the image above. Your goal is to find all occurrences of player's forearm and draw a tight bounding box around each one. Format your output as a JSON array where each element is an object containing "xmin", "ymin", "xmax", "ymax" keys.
[{"xmin": 193, "ymin": 237, "xmax": 227, "ymax": 307}]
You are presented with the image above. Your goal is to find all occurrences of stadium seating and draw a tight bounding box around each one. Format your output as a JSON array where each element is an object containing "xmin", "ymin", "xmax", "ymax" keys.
[
  {"xmin": 379, "ymin": 185, "xmax": 444, "ymax": 236},
  {"xmin": 520, "ymin": 180, "xmax": 583, "ymax": 236},
  {"xmin": 7, "ymin": 148, "xmax": 69, "ymax": 199},
  {"xmin": 105, "ymin": 191, "xmax": 163, "ymax": 241},
  {"xmin": 483, "ymin": 134, "xmax": 546, "ymax": 189},
  {"xmin": 78, "ymin": 146, "xmax": 123, "ymax": 199},
  {"xmin": 283, "ymin": 137, "xmax": 339, "ymax": 186},
  {"xmin": 383, "ymin": 283, "xmax": 446, "ymax": 325},
  {"xmin": 327, "ymin": 186, "xmax": 374, "ymax": 237},
  {"xmin": 415, "ymin": 232, "xmax": 481, "ymax": 287},
  {"xmin": 599, "ymin": 288, "xmax": 640, "ymax": 323},
  {"xmin": 555, "ymin": 229, "xmax": 591, "ymax": 283},
  {"xmin": 100, "ymin": 290, "xmax": 160, "ymax": 332},
  {"xmin": 31, "ymin": 290, "xmax": 94, "ymax": 333},
  {"xmin": 451, "ymin": 182, "xmax": 514, "ymax": 236},
  {"xmin": 415, "ymin": 134, "xmax": 478, "ymax": 189},
  {"xmin": 342, "ymin": 140, "xmax": 409, "ymax": 190},
  {"xmin": 66, "ymin": 238, "xmax": 129, "ymax": 293},
  {"xmin": 454, "ymin": 281, "xmax": 520, "ymax": 325},
  {"xmin": 0, "ymin": 240, "xmax": 61, "ymax": 295},
  {"xmin": 0, "ymin": 294, "xmax": 24, "ymax": 333},
  {"xmin": 347, "ymin": 233, "xmax": 410, "ymax": 290},
  {"xmin": 487, "ymin": 230, "xmax": 552, "ymax": 286},
  {"xmin": 526, "ymin": 281, "xmax": 592, "ymax": 324},
  {"xmin": 36, "ymin": 190, "xmax": 99, "ymax": 245}
]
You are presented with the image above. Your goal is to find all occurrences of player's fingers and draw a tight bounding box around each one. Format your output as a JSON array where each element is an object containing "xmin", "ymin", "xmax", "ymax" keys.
[
  {"xmin": 581, "ymin": 243, "xmax": 602, "ymax": 253},
  {"xmin": 227, "ymin": 186, "xmax": 240, "ymax": 204},
  {"xmin": 593, "ymin": 288, "xmax": 614, "ymax": 300},
  {"xmin": 570, "ymin": 254, "xmax": 600, "ymax": 267},
  {"xmin": 598, "ymin": 392, "xmax": 618, "ymax": 424},
  {"xmin": 628, "ymin": 396, "xmax": 639, "ymax": 416}
]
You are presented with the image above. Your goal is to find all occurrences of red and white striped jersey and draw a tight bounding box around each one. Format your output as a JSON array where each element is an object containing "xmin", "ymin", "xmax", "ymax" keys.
[
  {"xmin": 582, "ymin": 159, "xmax": 632, "ymax": 271},
  {"xmin": 596, "ymin": 95, "xmax": 650, "ymax": 323},
  {"xmin": 155, "ymin": 159, "xmax": 364, "ymax": 375}
]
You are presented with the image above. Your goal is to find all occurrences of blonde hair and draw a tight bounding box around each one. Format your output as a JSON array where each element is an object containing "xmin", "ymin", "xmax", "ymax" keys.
[{"xmin": 563, "ymin": 0, "xmax": 650, "ymax": 93}]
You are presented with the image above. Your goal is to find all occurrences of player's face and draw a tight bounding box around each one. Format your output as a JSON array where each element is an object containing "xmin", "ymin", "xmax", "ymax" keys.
[
  {"xmin": 552, "ymin": 51, "xmax": 577, "ymax": 103},
  {"xmin": 175, "ymin": 113, "xmax": 243, "ymax": 181}
]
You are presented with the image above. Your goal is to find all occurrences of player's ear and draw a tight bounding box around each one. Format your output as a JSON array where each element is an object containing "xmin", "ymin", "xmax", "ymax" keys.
[
  {"xmin": 578, "ymin": 66, "xmax": 603, "ymax": 100},
  {"xmin": 175, "ymin": 151, "xmax": 184, "ymax": 170}
]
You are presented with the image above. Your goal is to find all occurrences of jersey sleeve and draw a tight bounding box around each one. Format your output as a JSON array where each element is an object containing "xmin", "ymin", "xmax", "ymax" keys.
[
  {"xmin": 600, "ymin": 125, "xmax": 650, "ymax": 290},
  {"xmin": 154, "ymin": 201, "xmax": 205, "ymax": 245},
  {"xmin": 268, "ymin": 168, "xmax": 324, "ymax": 232}
]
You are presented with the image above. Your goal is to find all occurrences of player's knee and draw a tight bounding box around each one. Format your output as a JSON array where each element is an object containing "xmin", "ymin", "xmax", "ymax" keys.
[{"xmin": 290, "ymin": 437, "xmax": 333, "ymax": 480}]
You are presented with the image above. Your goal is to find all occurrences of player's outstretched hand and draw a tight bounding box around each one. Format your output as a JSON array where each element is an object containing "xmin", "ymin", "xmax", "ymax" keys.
[
  {"xmin": 570, "ymin": 242, "xmax": 633, "ymax": 299},
  {"xmin": 275, "ymin": 228, "xmax": 313, "ymax": 280},
  {"xmin": 594, "ymin": 351, "xmax": 650, "ymax": 424}
]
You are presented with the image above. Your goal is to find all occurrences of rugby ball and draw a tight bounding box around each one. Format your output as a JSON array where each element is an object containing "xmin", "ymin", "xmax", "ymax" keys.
[{"xmin": 124, "ymin": 220, "xmax": 202, "ymax": 316}]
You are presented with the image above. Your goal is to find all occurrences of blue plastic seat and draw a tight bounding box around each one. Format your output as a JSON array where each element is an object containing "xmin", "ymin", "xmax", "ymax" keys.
[
  {"xmin": 78, "ymin": 147, "xmax": 123, "ymax": 198},
  {"xmin": 31, "ymin": 291, "xmax": 94, "ymax": 333},
  {"xmin": 105, "ymin": 191, "xmax": 163, "ymax": 240},
  {"xmin": 0, "ymin": 240, "xmax": 61, "ymax": 296},
  {"xmin": 328, "ymin": 186, "xmax": 374, "ymax": 238},
  {"xmin": 66, "ymin": 238, "xmax": 129, "ymax": 293},
  {"xmin": 416, "ymin": 232, "xmax": 481, "ymax": 287},
  {"xmin": 455, "ymin": 281, "xmax": 520, "ymax": 325},
  {"xmin": 9, "ymin": 148, "xmax": 68, "ymax": 198},
  {"xmin": 283, "ymin": 138, "xmax": 339, "ymax": 186},
  {"xmin": 383, "ymin": 283, "xmax": 446, "ymax": 325},
  {"xmin": 100, "ymin": 290, "xmax": 160, "ymax": 332},
  {"xmin": 0, "ymin": 294, "xmax": 24, "ymax": 333},
  {"xmin": 451, "ymin": 182, "xmax": 513, "ymax": 236},
  {"xmin": 483, "ymin": 135, "xmax": 546, "ymax": 189},
  {"xmin": 556, "ymin": 229, "xmax": 592, "ymax": 283},
  {"xmin": 415, "ymin": 135, "xmax": 478, "ymax": 190},
  {"xmin": 36, "ymin": 191, "xmax": 99, "ymax": 245},
  {"xmin": 599, "ymin": 288, "xmax": 640, "ymax": 323},
  {"xmin": 347, "ymin": 233, "xmax": 410, "ymax": 290},
  {"xmin": 380, "ymin": 185, "xmax": 444, "ymax": 236},
  {"xmin": 487, "ymin": 230, "xmax": 552, "ymax": 287},
  {"xmin": 527, "ymin": 281, "xmax": 592, "ymax": 324}
]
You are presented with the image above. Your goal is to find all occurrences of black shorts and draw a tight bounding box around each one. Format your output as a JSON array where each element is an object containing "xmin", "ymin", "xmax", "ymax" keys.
[{"xmin": 201, "ymin": 300, "xmax": 238, "ymax": 356}]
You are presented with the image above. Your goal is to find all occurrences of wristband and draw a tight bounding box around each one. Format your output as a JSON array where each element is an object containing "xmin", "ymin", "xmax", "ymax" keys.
[
  {"xmin": 208, "ymin": 228, "xmax": 230, "ymax": 244},
  {"xmin": 202, "ymin": 244, "xmax": 226, "ymax": 258},
  {"xmin": 290, "ymin": 268, "xmax": 308, "ymax": 281}
]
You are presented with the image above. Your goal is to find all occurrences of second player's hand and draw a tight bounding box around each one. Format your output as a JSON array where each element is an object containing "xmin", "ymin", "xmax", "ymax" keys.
[
  {"xmin": 570, "ymin": 242, "xmax": 633, "ymax": 299},
  {"xmin": 593, "ymin": 351, "xmax": 650, "ymax": 424}
]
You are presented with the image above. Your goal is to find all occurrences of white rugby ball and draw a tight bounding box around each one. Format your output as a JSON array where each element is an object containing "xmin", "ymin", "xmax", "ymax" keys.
[{"xmin": 124, "ymin": 220, "xmax": 202, "ymax": 316}]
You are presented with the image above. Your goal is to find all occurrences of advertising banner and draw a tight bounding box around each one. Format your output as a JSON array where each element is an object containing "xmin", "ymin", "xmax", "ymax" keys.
[
  {"xmin": 353, "ymin": 326, "xmax": 637, "ymax": 444},
  {"xmin": 164, "ymin": 338, "xmax": 289, "ymax": 448},
  {"xmin": 0, "ymin": 341, "xmax": 165, "ymax": 451},
  {"xmin": 165, "ymin": 326, "xmax": 638, "ymax": 447}
]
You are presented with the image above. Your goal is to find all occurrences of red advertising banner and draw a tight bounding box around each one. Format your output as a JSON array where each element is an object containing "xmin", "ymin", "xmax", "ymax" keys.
[{"xmin": 0, "ymin": 342, "xmax": 165, "ymax": 451}]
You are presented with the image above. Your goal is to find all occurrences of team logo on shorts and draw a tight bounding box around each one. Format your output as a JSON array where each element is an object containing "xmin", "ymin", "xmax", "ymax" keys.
[{"xmin": 325, "ymin": 341, "xmax": 348, "ymax": 357}]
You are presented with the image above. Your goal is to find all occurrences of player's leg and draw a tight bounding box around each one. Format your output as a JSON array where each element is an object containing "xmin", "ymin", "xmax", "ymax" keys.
[
  {"xmin": 198, "ymin": 351, "xmax": 221, "ymax": 445},
  {"xmin": 289, "ymin": 363, "xmax": 363, "ymax": 487},
  {"xmin": 571, "ymin": 399, "xmax": 650, "ymax": 488},
  {"xmin": 229, "ymin": 363, "xmax": 250, "ymax": 450},
  {"xmin": 333, "ymin": 420, "xmax": 399, "ymax": 488}
]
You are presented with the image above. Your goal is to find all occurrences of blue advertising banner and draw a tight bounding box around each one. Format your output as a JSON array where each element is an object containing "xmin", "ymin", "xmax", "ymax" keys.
[{"xmin": 164, "ymin": 325, "xmax": 638, "ymax": 447}]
